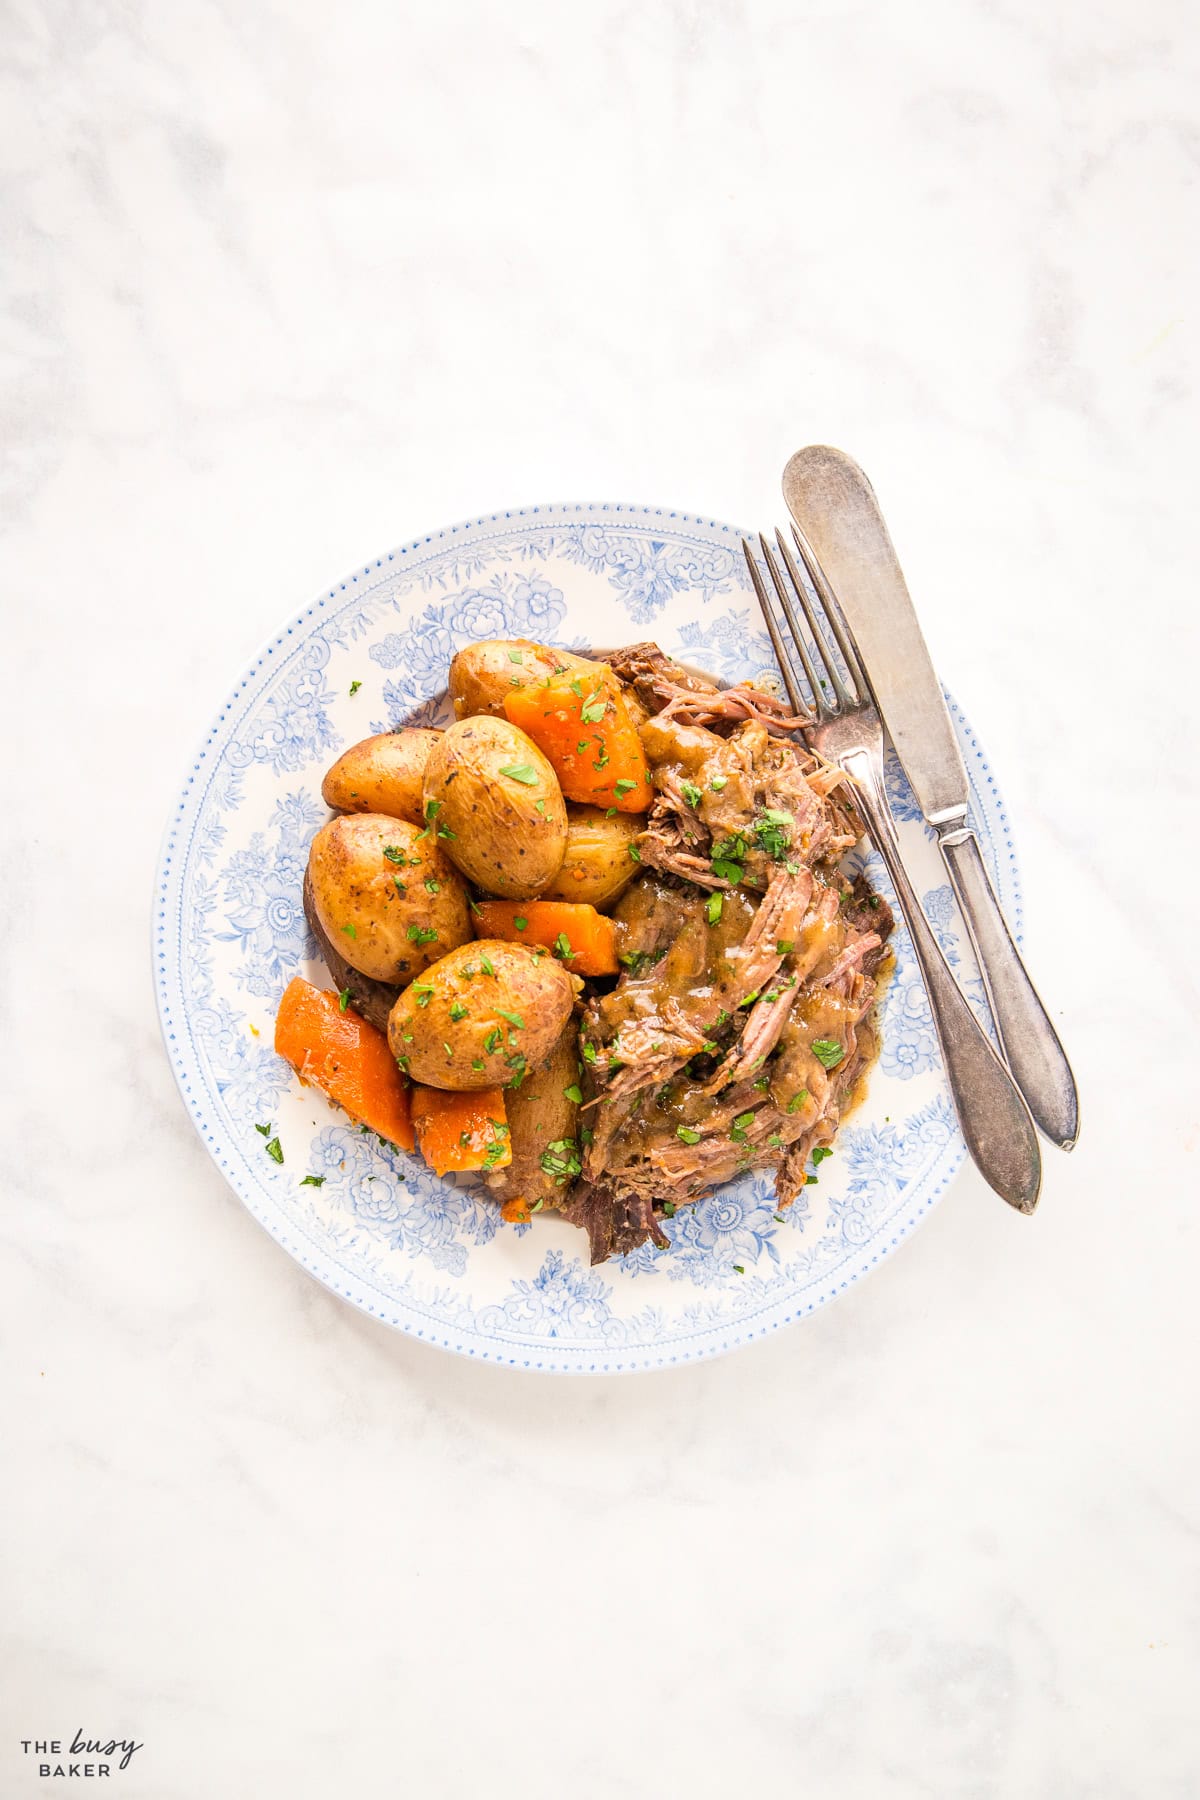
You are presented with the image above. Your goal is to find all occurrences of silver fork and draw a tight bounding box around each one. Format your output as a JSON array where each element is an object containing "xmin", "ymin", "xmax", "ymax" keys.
[{"xmin": 743, "ymin": 526, "xmax": 1042, "ymax": 1214}]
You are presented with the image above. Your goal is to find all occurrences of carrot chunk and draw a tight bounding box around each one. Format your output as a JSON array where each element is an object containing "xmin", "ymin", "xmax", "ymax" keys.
[
  {"xmin": 411, "ymin": 1086, "xmax": 512, "ymax": 1177},
  {"xmin": 472, "ymin": 899, "xmax": 619, "ymax": 976},
  {"xmin": 275, "ymin": 977, "xmax": 414, "ymax": 1149},
  {"xmin": 502, "ymin": 666, "xmax": 651, "ymax": 812}
]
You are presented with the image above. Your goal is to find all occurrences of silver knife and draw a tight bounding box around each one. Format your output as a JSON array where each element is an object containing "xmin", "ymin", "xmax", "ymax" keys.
[{"xmin": 782, "ymin": 445, "xmax": 1079, "ymax": 1151}]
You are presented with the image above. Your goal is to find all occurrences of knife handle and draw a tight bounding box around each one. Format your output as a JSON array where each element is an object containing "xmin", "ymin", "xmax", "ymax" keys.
[
  {"xmin": 936, "ymin": 827, "xmax": 1080, "ymax": 1150},
  {"xmin": 844, "ymin": 753, "xmax": 1042, "ymax": 1213}
]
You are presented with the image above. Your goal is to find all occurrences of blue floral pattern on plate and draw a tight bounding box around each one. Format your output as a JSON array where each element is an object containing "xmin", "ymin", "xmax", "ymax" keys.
[{"xmin": 154, "ymin": 502, "xmax": 1023, "ymax": 1373}]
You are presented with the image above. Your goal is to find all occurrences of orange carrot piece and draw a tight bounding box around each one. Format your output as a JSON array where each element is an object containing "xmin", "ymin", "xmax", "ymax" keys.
[
  {"xmin": 411, "ymin": 1086, "xmax": 512, "ymax": 1177},
  {"xmin": 472, "ymin": 899, "xmax": 619, "ymax": 976},
  {"xmin": 275, "ymin": 977, "xmax": 414, "ymax": 1150},
  {"xmin": 502, "ymin": 666, "xmax": 651, "ymax": 812}
]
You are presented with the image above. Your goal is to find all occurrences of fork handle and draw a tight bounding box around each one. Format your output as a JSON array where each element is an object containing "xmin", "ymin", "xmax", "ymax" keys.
[
  {"xmin": 843, "ymin": 751, "xmax": 1042, "ymax": 1213},
  {"xmin": 935, "ymin": 826, "xmax": 1079, "ymax": 1149}
]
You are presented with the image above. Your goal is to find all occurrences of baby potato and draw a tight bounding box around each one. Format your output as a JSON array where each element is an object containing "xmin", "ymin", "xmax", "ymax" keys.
[
  {"xmin": 321, "ymin": 729, "xmax": 442, "ymax": 825},
  {"xmin": 538, "ymin": 803, "xmax": 643, "ymax": 909},
  {"xmin": 307, "ymin": 814, "xmax": 472, "ymax": 986},
  {"xmin": 423, "ymin": 716, "xmax": 567, "ymax": 900},
  {"xmin": 482, "ymin": 1026, "xmax": 581, "ymax": 1209},
  {"xmin": 449, "ymin": 640, "xmax": 598, "ymax": 721},
  {"xmin": 387, "ymin": 939, "xmax": 579, "ymax": 1091}
]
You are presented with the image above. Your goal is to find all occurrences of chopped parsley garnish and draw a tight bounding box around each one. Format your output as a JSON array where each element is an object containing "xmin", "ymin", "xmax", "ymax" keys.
[
  {"xmin": 467, "ymin": 895, "xmax": 482, "ymax": 915},
  {"xmin": 732, "ymin": 1264, "xmax": 744, "ymax": 1274},
  {"xmin": 577, "ymin": 739, "xmax": 589, "ymax": 753},
  {"xmin": 705, "ymin": 892, "xmax": 723, "ymax": 924},
  {"xmin": 709, "ymin": 774, "xmax": 728, "ymax": 791},
  {"xmin": 776, "ymin": 940, "xmax": 795, "ymax": 955},
  {"xmin": 676, "ymin": 1126, "xmax": 701, "ymax": 1145},
  {"xmin": 407, "ymin": 924, "xmax": 438, "ymax": 945},
  {"xmin": 661, "ymin": 1200, "xmax": 677, "ymax": 1218},
  {"xmin": 614, "ymin": 777, "xmax": 637, "ymax": 798},
  {"xmin": 443, "ymin": 1042, "xmax": 454, "ymax": 1058},
  {"xmin": 505, "ymin": 1052, "xmax": 528, "ymax": 1089},
  {"xmin": 471, "ymin": 1057, "xmax": 485, "ymax": 1072},
  {"xmin": 411, "ymin": 982, "xmax": 434, "ymax": 1008},
  {"xmin": 383, "ymin": 845, "xmax": 408, "ymax": 866},
  {"xmin": 681, "ymin": 780, "xmax": 703, "ymax": 809},
  {"xmin": 787, "ymin": 1087, "xmax": 810, "ymax": 1113},
  {"xmin": 513, "ymin": 916, "xmax": 528, "ymax": 931},
  {"xmin": 338, "ymin": 988, "xmax": 352, "ymax": 1013},
  {"xmin": 254, "ymin": 1122, "xmax": 271, "ymax": 1137},
  {"xmin": 483, "ymin": 1139, "xmax": 508, "ymax": 1167},
  {"xmin": 628, "ymin": 841, "xmax": 641, "ymax": 862},
  {"xmin": 449, "ymin": 1001, "xmax": 469, "ymax": 1022},
  {"xmin": 754, "ymin": 810, "xmax": 792, "ymax": 860},
  {"xmin": 395, "ymin": 1054, "xmax": 410, "ymax": 1073},
  {"xmin": 570, "ymin": 678, "xmax": 585, "ymax": 697},
  {"xmin": 424, "ymin": 876, "xmax": 439, "ymax": 894},
  {"xmin": 483, "ymin": 1029, "xmax": 502, "ymax": 1053},
  {"xmin": 340, "ymin": 923, "xmax": 357, "ymax": 939},
  {"xmin": 580, "ymin": 697, "xmax": 607, "ymax": 724},
  {"xmin": 393, "ymin": 878, "xmax": 407, "ymax": 895},
  {"xmin": 553, "ymin": 932, "xmax": 576, "ymax": 961},
  {"xmin": 811, "ymin": 1145, "xmax": 833, "ymax": 1165},
  {"xmin": 499, "ymin": 763, "xmax": 538, "ymax": 784},
  {"xmin": 299, "ymin": 1174, "xmax": 325, "ymax": 1187},
  {"xmin": 811, "ymin": 1038, "xmax": 845, "ymax": 1069},
  {"xmin": 424, "ymin": 798, "xmax": 441, "ymax": 819},
  {"xmin": 539, "ymin": 1138, "xmax": 583, "ymax": 1182},
  {"xmin": 348, "ymin": 680, "xmax": 361, "ymax": 696},
  {"xmin": 507, "ymin": 649, "xmax": 524, "ymax": 664},
  {"xmin": 730, "ymin": 1111, "xmax": 756, "ymax": 1141},
  {"xmin": 480, "ymin": 953, "xmax": 496, "ymax": 976},
  {"xmin": 564, "ymin": 1083, "xmax": 584, "ymax": 1104},
  {"xmin": 265, "ymin": 1137, "xmax": 284, "ymax": 1164},
  {"xmin": 494, "ymin": 1008, "xmax": 525, "ymax": 1029},
  {"xmin": 753, "ymin": 1075, "xmax": 770, "ymax": 1091},
  {"xmin": 581, "ymin": 1040, "xmax": 597, "ymax": 1063},
  {"xmin": 768, "ymin": 1133, "xmax": 783, "ymax": 1148}
]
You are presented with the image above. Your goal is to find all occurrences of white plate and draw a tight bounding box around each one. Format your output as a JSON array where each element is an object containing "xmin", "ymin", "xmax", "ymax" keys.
[{"xmin": 154, "ymin": 502, "xmax": 1020, "ymax": 1372}]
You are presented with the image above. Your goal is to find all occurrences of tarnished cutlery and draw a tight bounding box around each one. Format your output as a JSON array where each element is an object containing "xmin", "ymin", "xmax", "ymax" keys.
[
  {"xmin": 743, "ymin": 527, "xmax": 1043, "ymax": 1214},
  {"xmin": 781, "ymin": 446, "xmax": 1079, "ymax": 1150}
]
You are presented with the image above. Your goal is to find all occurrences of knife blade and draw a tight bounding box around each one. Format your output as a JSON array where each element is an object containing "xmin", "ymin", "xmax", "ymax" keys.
[
  {"xmin": 782, "ymin": 446, "xmax": 968, "ymax": 824},
  {"xmin": 781, "ymin": 444, "xmax": 1080, "ymax": 1150}
]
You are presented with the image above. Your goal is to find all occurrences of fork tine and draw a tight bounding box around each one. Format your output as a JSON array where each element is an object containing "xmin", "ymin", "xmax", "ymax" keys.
[
  {"xmin": 740, "ymin": 539, "xmax": 807, "ymax": 716},
  {"xmin": 765, "ymin": 529, "xmax": 849, "ymax": 711},
  {"xmin": 786, "ymin": 522, "xmax": 869, "ymax": 702},
  {"xmin": 756, "ymin": 534, "xmax": 827, "ymax": 714}
]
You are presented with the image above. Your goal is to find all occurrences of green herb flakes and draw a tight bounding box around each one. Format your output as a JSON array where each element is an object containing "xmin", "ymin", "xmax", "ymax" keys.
[
  {"xmin": 499, "ymin": 763, "xmax": 539, "ymax": 785},
  {"xmin": 811, "ymin": 1038, "xmax": 845, "ymax": 1069},
  {"xmin": 705, "ymin": 892, "xmax": 723, "ymax": 924}
]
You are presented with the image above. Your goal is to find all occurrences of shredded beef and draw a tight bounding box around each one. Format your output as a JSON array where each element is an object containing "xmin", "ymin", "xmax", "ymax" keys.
[{"xmin": 555, "ymin": 642, "xmax": 892, "ymax": 1263}]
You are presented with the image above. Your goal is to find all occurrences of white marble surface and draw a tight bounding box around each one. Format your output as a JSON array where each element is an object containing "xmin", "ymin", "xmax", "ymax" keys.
[{"xmin": 3, "ymin": 0, "xmax": 1198, "ymax": 1793}]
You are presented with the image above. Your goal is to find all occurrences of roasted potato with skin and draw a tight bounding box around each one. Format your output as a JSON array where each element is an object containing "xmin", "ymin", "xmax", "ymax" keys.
[
  {"xmin": 538, "ymin": 804, "xmax": 643, "ymax": 909},
  {"xmin": 449, "ymin": 640, "xmax": 598, "ymax": 721},
  {"xmin": 302, "ymin": 867, "xmax": 399, "ymax": 1035},
  {"xmin": 387, "ymin": 939, "xmax": 579, "ymax": 1091},
  {"xmin": 422, "ymin": 716, "xmax": 567, "ymax": 900},
  {"xmin": 482, "ymin": 1027, "xmax": 581, "ymax": 1210},
  {"xmin": 307, "ymin": 814, "xmax": 472, "ymax": 986},
  {"xmin": 321, "ymin": 729, "xmax": 441, "ymax": 825}
]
